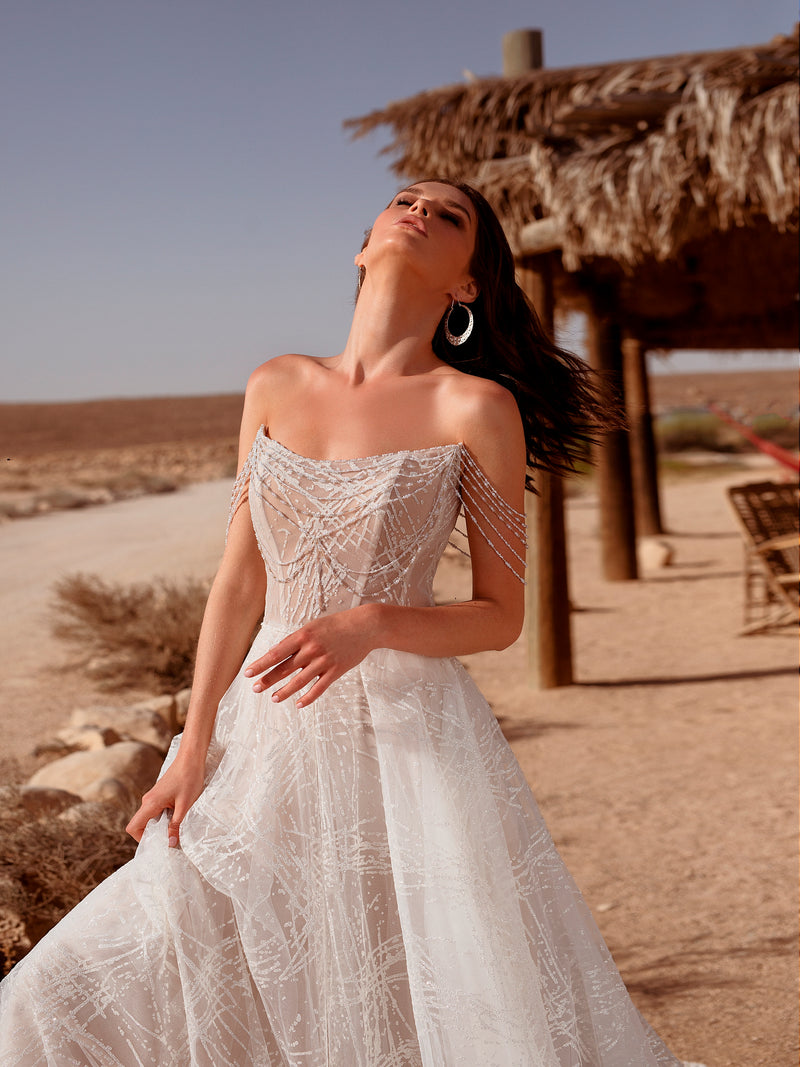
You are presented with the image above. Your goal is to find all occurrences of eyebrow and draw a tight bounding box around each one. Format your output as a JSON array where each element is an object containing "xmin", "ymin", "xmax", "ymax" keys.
[{"xmin": 403, "ymin": 186, "xmax": 474, "ymax": 222}]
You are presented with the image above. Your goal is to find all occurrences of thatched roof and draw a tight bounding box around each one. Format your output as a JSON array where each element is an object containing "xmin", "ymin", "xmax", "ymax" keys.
[{"xmin": 347, "ymin": 29, "xmax": 798, "ymax": 273}]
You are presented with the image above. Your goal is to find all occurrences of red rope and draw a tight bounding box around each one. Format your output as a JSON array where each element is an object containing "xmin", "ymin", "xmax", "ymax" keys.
[{"xmin": 707, "ymin": 402, "xmax": 799, "ymax": 472}]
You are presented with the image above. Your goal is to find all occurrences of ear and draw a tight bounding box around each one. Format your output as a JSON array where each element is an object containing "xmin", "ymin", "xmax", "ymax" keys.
[{"xmin": 453, "ymin": 278, "xmax": 479, "ymax": 305}]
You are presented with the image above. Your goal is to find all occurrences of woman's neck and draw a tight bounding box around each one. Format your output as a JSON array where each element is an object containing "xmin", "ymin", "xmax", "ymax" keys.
[{"xmin": 337, "ymin": 270, "xmax": 449, "ymax": 384}]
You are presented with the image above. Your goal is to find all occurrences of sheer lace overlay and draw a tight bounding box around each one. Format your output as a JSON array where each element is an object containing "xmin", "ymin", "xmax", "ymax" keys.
[{"xmin": 0, "ymin": 430, "xmax": 697, "ymax": 1067}]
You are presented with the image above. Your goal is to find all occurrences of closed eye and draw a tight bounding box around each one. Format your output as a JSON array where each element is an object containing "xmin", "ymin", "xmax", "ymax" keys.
[{"xmin": 393, "ymin": 196, "xmax": 461, "ymax": 226}]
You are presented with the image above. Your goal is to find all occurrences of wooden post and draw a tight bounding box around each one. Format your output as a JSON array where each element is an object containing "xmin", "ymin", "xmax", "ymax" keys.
[
  {"xmin": 622, "ymin": 334, "xmax": 664, "ymax": 536},
  {"xmin": 518, "ymin": 261, "xmax": 573, "ymax": 687},
  {"xmin": 586, "ymin": 300, "xmax": 638, "ymax": 580},
  {"xmin": 502, "ymin": 28, "xmax": 543, "ymax": 72},
  {"xmin": 504, "ymin": 28, "xmax": 573, "ymax": 687}
]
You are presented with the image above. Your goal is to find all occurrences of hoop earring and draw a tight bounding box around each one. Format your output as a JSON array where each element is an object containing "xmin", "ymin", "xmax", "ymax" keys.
[{"xmin": 444, "ymin": 299, "xmax": 474, "ymax": 346}]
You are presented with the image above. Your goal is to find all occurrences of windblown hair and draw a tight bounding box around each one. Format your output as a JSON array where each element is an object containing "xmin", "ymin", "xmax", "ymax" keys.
[{"xmin": 359, "ymin": 178, "xmax": 607, "ymax": 491}]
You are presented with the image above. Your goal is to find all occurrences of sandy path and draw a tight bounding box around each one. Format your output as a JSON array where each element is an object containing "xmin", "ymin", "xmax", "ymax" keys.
[
  {"xmin": 1, "ymin": 462, "xmax": 796, "ymax": 1065},
  {"xmin": 445, "ymin": 462, "xmax": 797, "ymax": 1067},
  {"xmin": 0, "ymin": 480, "xmax": 230, "ymax": 767}
]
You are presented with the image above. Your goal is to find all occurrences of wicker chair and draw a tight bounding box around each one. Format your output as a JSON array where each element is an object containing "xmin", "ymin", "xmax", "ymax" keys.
[{"xmin": 727, "ymin": 481, "xmax": 799, "ymax": 634}]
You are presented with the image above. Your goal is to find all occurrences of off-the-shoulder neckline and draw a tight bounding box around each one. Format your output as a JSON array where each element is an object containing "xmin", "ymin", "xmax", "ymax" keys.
[{"xmin": 257, "ymin": 426, "xmax": 463, "ymax": 465}]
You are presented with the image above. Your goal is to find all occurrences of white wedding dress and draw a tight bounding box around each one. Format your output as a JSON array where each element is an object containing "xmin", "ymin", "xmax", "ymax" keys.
[{"xmin": 0, "ymin": 431, "xmax": 702, "ymax": 1066}]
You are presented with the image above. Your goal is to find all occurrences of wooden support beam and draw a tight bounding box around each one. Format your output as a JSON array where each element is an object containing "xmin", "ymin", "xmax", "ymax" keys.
[
  {"xmin": 505, "ymin": 27, "xmax": 573, "ymax": 688},
  {"xmin": 623, "ymin": 335, "xmax": 664, "ymax": 536},
  {"xmin": 517, "ymin": 217, "xmax": 563, "ymax": 256},
  {"xmin": 518, "ymin": 260, "xmax": 574, "ymax": 687},
  {"xmin": 586, "ymin": 302, "xmax": 638, "ymax": 581},
  {"xmin": 526, "ymin": 467, "xmax": 573, "ymax": 687}
]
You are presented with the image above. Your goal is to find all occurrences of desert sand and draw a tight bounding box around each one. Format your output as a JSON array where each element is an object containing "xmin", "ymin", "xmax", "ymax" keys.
[{"xmin": 0, "ymin": 379, "xmax": 797, "ymax": 1065}]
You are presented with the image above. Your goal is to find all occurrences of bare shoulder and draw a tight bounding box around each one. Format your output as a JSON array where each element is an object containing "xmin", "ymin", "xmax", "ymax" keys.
[
  {"xmin": 246, "ymin": 353, "xmax": 324, "ymax": 396},
  {"xmin": 244, "ymin": 353, "xmax": 328, "ymax": 418},
  {"xmin": 237, "ymin": 354, "xmax": 325, "ymax": 459},
  {"xmin": 435, "ymin": 368, "xmax": 523, "ymax": 449}
]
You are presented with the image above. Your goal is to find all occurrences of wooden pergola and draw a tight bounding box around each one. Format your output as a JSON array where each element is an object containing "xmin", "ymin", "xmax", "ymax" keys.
[{"xmin": 347, "ymin": 27, "xmax": 799, "ymax": 686}]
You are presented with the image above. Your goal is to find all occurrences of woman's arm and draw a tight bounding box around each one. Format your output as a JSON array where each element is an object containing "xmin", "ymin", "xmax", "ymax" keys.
[
  {"xmin": 246, "ymin": 381, "xmax": 527, "ymax": 708},
  {"xmin": 126, "ymin": 369, "xmax": 271, "ymax": 844}
]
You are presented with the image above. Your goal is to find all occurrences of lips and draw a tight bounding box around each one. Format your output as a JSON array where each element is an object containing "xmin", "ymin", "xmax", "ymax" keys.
[{"xmin": 394, "ymin": 218, "xmax": 427, "ymax": 237}]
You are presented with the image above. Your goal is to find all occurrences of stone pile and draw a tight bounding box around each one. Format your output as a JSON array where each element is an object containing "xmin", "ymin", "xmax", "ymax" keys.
[
  {"xmin": 1, "ymin": 688, "xmax": 192, "ymax": 971},
  {"xmin": 26, "ymin": 688, "xmax": 192, "ymax": 820}
]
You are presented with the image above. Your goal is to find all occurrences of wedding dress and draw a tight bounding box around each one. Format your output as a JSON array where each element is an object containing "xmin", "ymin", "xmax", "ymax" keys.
[{"xmin": 0, "ymin": 431, "xmax": 703, "ymax": 1066}]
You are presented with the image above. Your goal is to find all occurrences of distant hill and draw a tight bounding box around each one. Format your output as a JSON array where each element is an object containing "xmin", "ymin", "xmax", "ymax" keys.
[
  {"xmin": 1, "ymin": 394, "xmax": 244, "ymax": 456},
  {"xmin": 0, "ymin": 369, "xmax": 795, "ymax": 458},
  {"xmin": 648, "ymin": 368, "xmax": 795, "ymax": 416}
]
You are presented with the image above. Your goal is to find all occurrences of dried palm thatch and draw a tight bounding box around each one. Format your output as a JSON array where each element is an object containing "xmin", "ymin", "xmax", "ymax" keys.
[{"xmin": 347, "ymin": 29, "xmax": 798, "ymax": 270}]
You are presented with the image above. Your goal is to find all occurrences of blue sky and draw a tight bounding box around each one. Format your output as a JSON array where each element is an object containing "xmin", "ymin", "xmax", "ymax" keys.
[{"xmin": 2, "ymin": 0, "xmax": 796, "ymax": 401}]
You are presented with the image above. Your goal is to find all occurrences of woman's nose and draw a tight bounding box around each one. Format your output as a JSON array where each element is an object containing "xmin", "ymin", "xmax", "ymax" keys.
[{"xmin": 410, "ymin": 199, "xmax": 428, "ymax": 216}]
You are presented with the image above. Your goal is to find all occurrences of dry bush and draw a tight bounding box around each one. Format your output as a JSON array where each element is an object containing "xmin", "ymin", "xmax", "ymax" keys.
[
  {"xmin": 95, "ymin": 471, "xmax": 179, "ymax": 496},
  {"xmin": 654, "ymin": 412, "xmax": 741, "ymax": 452},
  {"xmin": 52, "ymin": 573, "xmax": 209, "ymax": 692},
  {"xmin": 0, "ymin": 789, "xmax": 136, "ymax": 973},
  {"xmin": 751, "ymin": 413, "xmax": 799, "ymax": 451}
]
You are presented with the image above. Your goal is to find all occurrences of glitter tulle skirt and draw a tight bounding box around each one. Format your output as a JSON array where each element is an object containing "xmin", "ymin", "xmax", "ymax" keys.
[{"xmin": 0, "ymin": 621, "xmax": 695, "ymax": 1067}]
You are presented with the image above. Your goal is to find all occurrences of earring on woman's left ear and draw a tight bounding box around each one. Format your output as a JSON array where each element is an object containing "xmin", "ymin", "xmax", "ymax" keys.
[{"xmin": 444, "ymin": 299, "xmax": 474, "ymax": 345}]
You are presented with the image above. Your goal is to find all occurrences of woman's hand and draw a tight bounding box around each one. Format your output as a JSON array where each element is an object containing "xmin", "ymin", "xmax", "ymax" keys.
[
  {"xmin": 244, "ymin": 604, "xmax": 381, "ymax": 707},
  {"xmin": 125, "ymin": 754, "xmax": 207, "ymax": 847}
]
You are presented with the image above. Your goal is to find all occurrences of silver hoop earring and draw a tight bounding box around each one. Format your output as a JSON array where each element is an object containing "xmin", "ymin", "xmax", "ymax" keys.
[{"xmin": 444, "ymin": 299, "xmax": 474, "ymax": 346}]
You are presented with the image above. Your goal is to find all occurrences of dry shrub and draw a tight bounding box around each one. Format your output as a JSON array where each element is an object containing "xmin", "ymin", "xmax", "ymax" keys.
[
  {"xmin": 751, "ymin": 413, "xmax": 799, "ymax": 451},
  {"xmin": 654, "ymin": 412, "xmax": 741, "ymax": 453},
  {"xmin": 52, "ymin": 573, "xmax": 209, "ymax": 692},
  {"xmin": 0, "ymin": 788, "xmax": 136, "ymax": 973},
  {"xmin": 97, "ymin": 471, "xmax": 179, "ymax": 496}
]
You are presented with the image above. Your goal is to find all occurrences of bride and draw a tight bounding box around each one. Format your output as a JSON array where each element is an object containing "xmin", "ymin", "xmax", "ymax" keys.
[{"xmin": 0, "ymin": 180, "xmax": 703, "ymax": 1066}]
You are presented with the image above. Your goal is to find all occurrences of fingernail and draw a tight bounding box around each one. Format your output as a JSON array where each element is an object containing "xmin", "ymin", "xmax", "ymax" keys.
[
  {"xmin": 296, "ymin": 699, "xmax": 303, "ymax": 708},
  {"xmin": 253, "ymin": 683, "xmax": 263, "ymax": 693},
  {"xmin": 244, "ymin": 668, "xmax": 254, "ymax": 677},
  {"xmin": 271, "ymin": 693, "xmax": 280, "ymax": 702},
  {"xmin": 168, "ymin": 836, "xmax": 178, "ymax": 848}
]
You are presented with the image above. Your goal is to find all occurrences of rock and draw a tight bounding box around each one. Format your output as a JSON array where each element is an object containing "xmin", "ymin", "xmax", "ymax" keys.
[
  {"xmin": 131, "ymin": 694, "xmax": 176, "ymax": 724},
  {"xmin": 53, "ymin": 725, "xmax": 122, "ymax": 752},
  {"xmin": 17, "ymin": 786, "xmax": 83, "ymax": 819},
  {"xmin": 70, "ymin": 699, "xmax": 174, "ymax": 754},
  {"xmin": 83, "ymin": 487, "xmax": 115, "ymax": 505},
  {"xmin": 174, "ymin": 687, "xmax": 192, "ymax": 728},
  {"xmin": 57, "ymin": 799, "xmax": 128, "ymax": 830},
  {"xmin": 27, "ymin": 742, "xmax": 163, "ymax": 807},
  {"xmin": 32, "ymin": 737, "xmax": 72, "ymax": 758},
  {"xmin": 82, "ymin": 777, "xmax": 137, "ymax": 814},
  {"xmin": 38, "ymin": 488, "xmax": 92, "ymax": 511},
  {"xmin": 637, "ymin": 537, "xmax": 674, "ymax": 570}
]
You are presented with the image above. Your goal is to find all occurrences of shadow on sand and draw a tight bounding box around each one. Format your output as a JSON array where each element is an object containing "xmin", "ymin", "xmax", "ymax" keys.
[
  {"xmin": 615, "ymin": 934, "xmax": 794, "ymax": 1001},
  {"xmin": 576, "ymin": 666, "xmax": 796, "ymax": 688},
  {"xmin": 645, "ymin": 569, "xmax": 742, "ymax": 583},
  {"xmin": 497, "ymin": 718, "xmax": 583, "ymax": 743}
]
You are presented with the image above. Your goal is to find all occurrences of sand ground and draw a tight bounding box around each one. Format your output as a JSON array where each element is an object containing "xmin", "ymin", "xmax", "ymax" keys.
[{"xmin": 0, "ymin": 449, "xmax": 796, "ymax": 1066}]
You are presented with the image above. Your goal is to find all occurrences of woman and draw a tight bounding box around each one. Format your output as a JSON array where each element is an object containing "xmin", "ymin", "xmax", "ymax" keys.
[{"xmin": 0, "ymin": 181, "xmax": 703, "ymax": 1066}]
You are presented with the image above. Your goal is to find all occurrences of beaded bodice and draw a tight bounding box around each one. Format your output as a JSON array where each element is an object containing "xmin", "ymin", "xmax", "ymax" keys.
[{"xmin": 229, "ymin": 430, "xmax": 525, "ymax": 628}]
